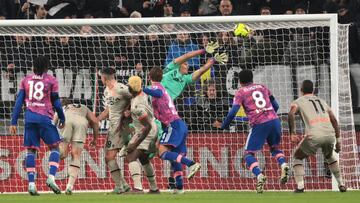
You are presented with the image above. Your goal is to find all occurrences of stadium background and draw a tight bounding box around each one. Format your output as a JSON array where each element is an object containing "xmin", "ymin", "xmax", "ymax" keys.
[{"xmin": 0, "ymin": 0, "xmax": 359, "ymax": 193}]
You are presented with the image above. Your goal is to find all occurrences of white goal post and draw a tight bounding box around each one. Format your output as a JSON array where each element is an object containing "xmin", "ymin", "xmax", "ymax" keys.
[{"xmin": 0, "ymin": 14, "xmax": 359, "ymax": 192}]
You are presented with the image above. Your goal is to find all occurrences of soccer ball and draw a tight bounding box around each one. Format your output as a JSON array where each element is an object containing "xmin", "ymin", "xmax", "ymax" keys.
[{"xmin": 234, "ymin": 23, "xmax": 250, "ymax": 38}]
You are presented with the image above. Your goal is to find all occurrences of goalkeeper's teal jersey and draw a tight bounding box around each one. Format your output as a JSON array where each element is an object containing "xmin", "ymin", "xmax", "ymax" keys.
[{"xmin": 161, "ymin": 61, "xmax": 194, "ymax": 100}]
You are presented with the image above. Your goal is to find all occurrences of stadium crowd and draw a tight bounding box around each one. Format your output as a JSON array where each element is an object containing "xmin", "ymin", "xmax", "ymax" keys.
[{"xmin": 1, "ymin": 0, "xmax": 360, "ymax": 131}]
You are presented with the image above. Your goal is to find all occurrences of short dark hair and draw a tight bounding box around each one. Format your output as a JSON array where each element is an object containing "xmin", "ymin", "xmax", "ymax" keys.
[
  {"xmin": 239, "ymin": 69, "xmax": 253, "ymax": 84},
  {"xmin": 33, "ymin": 56, "xmax": 50, "ymax": 75},
  {"xmin": 149, "ymin": 67, "xmax": 163, "ymax": 82},
  {"xmin": 101, "ymin": 67, "xmax": 116, "ymax": 75},
  {"xmin": 301, "ymin": 80, "xmax": 314, "ymax": 94}
]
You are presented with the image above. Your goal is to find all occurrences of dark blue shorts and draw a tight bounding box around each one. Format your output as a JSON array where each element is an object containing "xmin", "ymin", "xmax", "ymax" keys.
[
  {"xmin": 160, "ymin": 119, "xmax": 188, "ymax": 154},
  {"xmin": 244, "ymin": 119, "xmax": 282, "ymax": 152},
  {"xmin": 24, "ymin": 111, "xmax": 62, "ymax": 149}
]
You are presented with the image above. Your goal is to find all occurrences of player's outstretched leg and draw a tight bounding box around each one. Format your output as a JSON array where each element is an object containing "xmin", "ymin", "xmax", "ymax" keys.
[
  {"xmin": 270, "ymin": 148, "xmax": 289, "ymax": 184},
  {"xmin": 244, "ymin": 153, "xmax": 266, "ymax": 193},
  {"xmin": 26, "ymin": 149, "xmax": 39, "ymax": 196},
  {"xmin": 171, "ymin": 162, "xmax": 185, "ymax": 194},
  {"xmin": 326, "ymin": 155, "xmax": 346, "ymax": 192},
  {"xmin": 46, "ymin": 147, "xmax": 61, "ymax": 194},
  {"xmin": 160, "ymin": 150, "xmax": 200, "ymax": 179}
]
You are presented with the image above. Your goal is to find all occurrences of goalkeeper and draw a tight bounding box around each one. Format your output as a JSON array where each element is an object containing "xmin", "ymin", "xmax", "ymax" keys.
[{"xmin": 162, "ymin": 41, "xmax": 228, "ymax": 100}]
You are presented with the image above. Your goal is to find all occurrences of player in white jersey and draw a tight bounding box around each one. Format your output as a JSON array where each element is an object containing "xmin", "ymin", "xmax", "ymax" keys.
[
  {"xmin": 96, "ymin": 67, "xmax": 133, "ymax": 194},
  {"xmin": 118, "ymin": 76, "xmax": 159, "ymax": 194},
  {"xmin": 56, "ymin": 98, "xmax": 99, "ymax": 195},
  {"xmin": 288, "ymin": 80, "xmax": 346, "ymax": 193}
]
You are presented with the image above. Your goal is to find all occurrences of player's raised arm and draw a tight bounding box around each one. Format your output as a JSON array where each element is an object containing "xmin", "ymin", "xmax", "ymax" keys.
[
  {"xmin": 269, "ymin": 95, "xmax": 279, "ymax": 112},
  {"xmin": 328, "ymin": 109, "xmax": 341, "ymax": 152},
  {"xmin": 221, "ymin": 104, "xmax": 240, "ymax": 129},
  {"xmin": 87, "ymin": 111, "xmax": 100, "ymax": 147},
  {"xmin": 170, "ymin": 41, "xmax": 219, "ymax": 67},
  {"xmin": 191, "ymin": 53, "xmax": 228, "ymax": 81}
]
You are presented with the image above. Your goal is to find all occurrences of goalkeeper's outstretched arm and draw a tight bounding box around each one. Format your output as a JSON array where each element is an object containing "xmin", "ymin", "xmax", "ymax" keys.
[
  {"xmin": 173, "ymin": 41, "xmax": 219, "ymax": 65},
  {"xmin": 192, "ymin": 58, "xmax": 215, "ymax": 81}
]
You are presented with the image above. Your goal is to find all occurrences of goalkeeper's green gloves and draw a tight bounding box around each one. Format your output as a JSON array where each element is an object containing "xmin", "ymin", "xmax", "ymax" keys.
[
  {"xmin": 214, "ymin": 53, "xmax": 229, "ymax": 64},
  {"xmin": 205, "ymin": 41, "xmax": 219, "ymax": 54}
]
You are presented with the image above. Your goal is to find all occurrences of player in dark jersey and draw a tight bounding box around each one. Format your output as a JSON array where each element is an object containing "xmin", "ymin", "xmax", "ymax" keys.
[
  {"xmin": 221, "ymin": 70, "xmax": 289, "ymax": 193},
  {"xmin": 10, "ymin": 56, "xmax": 65, "ymax": 195}
]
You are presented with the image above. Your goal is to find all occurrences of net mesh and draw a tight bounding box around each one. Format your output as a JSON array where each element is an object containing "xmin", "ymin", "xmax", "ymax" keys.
[{"xmin": 0, "ymin": 18, "xmax": 359, "ymax": 192}]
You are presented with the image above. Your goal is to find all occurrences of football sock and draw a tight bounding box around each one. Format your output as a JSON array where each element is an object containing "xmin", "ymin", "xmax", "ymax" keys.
[
  {"xmin": 48, "ymin": 149, "xmax": 60, "ymax": 177},
  {"xmin": 271, "ymin": 149, "xmax": 287, "ymax": 167},
  {"xmin": 328, "ymin": 161, "xmax": 344, "ymax": 186},
  {"xmin": 160, "ymin": 151, "xmax": 194, "ymax": 167},
  {"xmin": 244, "ymin": 153, "xmax": 262, "ymax": 177},
  {"xmin": 293, "ymin": 159, "xmax": 305, "ymax": 189},
  {"xmin": 143, "ymin": 163, "xmax": 158, "ymax": 191},
  {"xmin": 129, "ymin": 161, "xmax": 143, "ymax": 190},
  {"xmin": 26, "ymin": 151, "xmax": 36, "ymax": 183},
  {"xmin": 107, "ymin": 159, "xmax": 125, "ymax": 189},
  {"xmin": 67, "ymin": 159, "xmax": 80, "ymax": 190},
  {"xmin": 171, "ymin": 162, "xmax": 184, "ymax": 190}
]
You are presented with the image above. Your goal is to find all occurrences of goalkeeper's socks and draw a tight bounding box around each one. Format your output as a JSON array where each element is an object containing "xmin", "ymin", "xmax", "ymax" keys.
[
  {"xmin": 271, "ymin": 150, "xmax": 287, "ymax": 166},
  {"xmin": 48, "ymin": 149, "xmax": 60, "ymax": 176},
  {"xmin": 25, "ymin": 152, "xmax": 36, "ymax": 183},
  {"xmin": 161, "ymin": 151, "xmax": 194, "ymax": 167}
]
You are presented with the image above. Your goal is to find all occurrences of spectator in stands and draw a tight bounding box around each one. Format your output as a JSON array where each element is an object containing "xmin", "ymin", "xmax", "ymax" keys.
[
  {"xmin": 218, "ymin": 0, "xmax": 235, "ymax": 16},
  {"xmin": 260, "ymin": 6, "xmax": 271, "ymax": 15},
  {"xmin": 119, "ymin": 35, "xmax": 145, "ymax": 71},
  {"xmin": 33, "ymin": 4, "xmax": 47, "ymax": 19},
  {"xmin": 179, "ymin": 5, "xmax": 191, "ymax": 17},
  {"xmin": 196, "ymin": 0, "xmax": 218, "ymax": 16},
  {"xmin": 235, "ymin": 0, "xmax": 259, "ymax": 15},
  {"xmin": 195, "ymin": 79, "xmax": 230, "ymax": 131},
  {"xmin": 284, "ymin": 8, "xmax": 294, "ymax": 14},
  {"xmin": 141, "ymin": 0, "xmax": 164, "ymax": 17},
  {"xmin": 295, "ymin": 4, "xmax": 307, "ymax": 14},
  {"xmin": 141, "ymin": 25, "xmax": 167, "ymax": 70},
  {"xmin": 98, "ymin": 36, "xmax": 121, "ymax": 68},
  {"xmin": 130, "ymin": 10, "xmax": 142, "ymax": 18},
  {"xmin": 165, "ymin": 32, "xmax": 200, "ymax": 70},
  {"xmin": 163, "ymin": 2, "xmax": 174, "ymax": 17},
  {"xmin": 53, "ymin": 36, "xmax": 77, "ymax": 68}
]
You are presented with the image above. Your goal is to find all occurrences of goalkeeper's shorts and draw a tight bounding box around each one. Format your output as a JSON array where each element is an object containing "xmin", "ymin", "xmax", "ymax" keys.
[{"xmin": 160, "ymin": 119, "xmax": 188, "ymax": 154}]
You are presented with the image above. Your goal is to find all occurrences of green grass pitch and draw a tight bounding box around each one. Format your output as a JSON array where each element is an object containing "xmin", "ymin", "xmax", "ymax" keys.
[{"xmin": 1, "ymin": 191, "xmax": 360, "ymax": 203}]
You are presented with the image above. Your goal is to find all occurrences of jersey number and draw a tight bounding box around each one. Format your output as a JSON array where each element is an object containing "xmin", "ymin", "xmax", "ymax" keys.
[
  {"xmin": 309, "ymin": 99, "xmax": 325, "ymax": 114},
  {"xmin": 252, "ymin": 91, "xmax": 266, "ymax": 108},
  {"xmin": 28, "ymin": 81, "xmax": 44, "ymax": 100}
]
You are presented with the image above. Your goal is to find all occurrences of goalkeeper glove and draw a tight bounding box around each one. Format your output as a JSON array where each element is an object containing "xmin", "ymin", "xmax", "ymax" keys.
[
  {"xmin": 205, "ymin": 41, "xmax": 219, "ymax": 54},
  {"xmin": 214, "ymin": 53, "xmax": 229, "ymax": 64}
]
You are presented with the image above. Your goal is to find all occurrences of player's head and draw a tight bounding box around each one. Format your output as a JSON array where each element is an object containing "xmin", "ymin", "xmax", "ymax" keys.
[
  {"xmin": 61, "ymin": 97, "xmax": 72, "ymax": 106},
  {"xmin": 239, "ymin": 69, "xmax": 253, "ymax": 86},
  {"xmin": 301, "ymin": 80, "xmax": 314, "ymax": 95},
  {"xmin": 149, "ymin": 67, "xmax": 163, "ymax": 82},
  {"xmin": 100, "ymin": 67, "xmax": 116, "ymax": 86},
  {"xmin": 179, "ymin": 61, "xmax": 189, "ymax": 74},
  {"xmin": 128, "ymin": 76, "xmax": 142, "ymax": 96},
  {"xmin": 33, "ymin": 56, "xmax": 50, "ymax": 75}
]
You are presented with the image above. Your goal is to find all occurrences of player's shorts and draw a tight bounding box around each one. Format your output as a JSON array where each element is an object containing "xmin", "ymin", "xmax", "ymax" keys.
[
  {"xmin": 244, "ymin": 118, "xmax": 281, "ymax": 152},
  {"xmin": 24, "ymin": 121, "xmax": 62, "ymax": 149},
  {"xmin": 129, "ymin": 121, "xmax": 158, "ymax": 152},
  {"xmin": 160, "ymin": 119, "xmax": 188, "ymax": 154},
  {"xmin": 296, "ymin": 134, "xmax": 335, "ymax": 158},
  {"xmin": 105, "ymin": 121, "xmax": 131, "ymax": 151},
  {"xmin": 60, "ymin": 116, "xmax": 88, "ymax": 144}
]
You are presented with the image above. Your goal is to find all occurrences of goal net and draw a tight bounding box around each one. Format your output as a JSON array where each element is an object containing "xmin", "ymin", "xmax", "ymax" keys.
[{"xmin": 0, "ymin": 15, "xmax": 359, "ymax": 192}]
